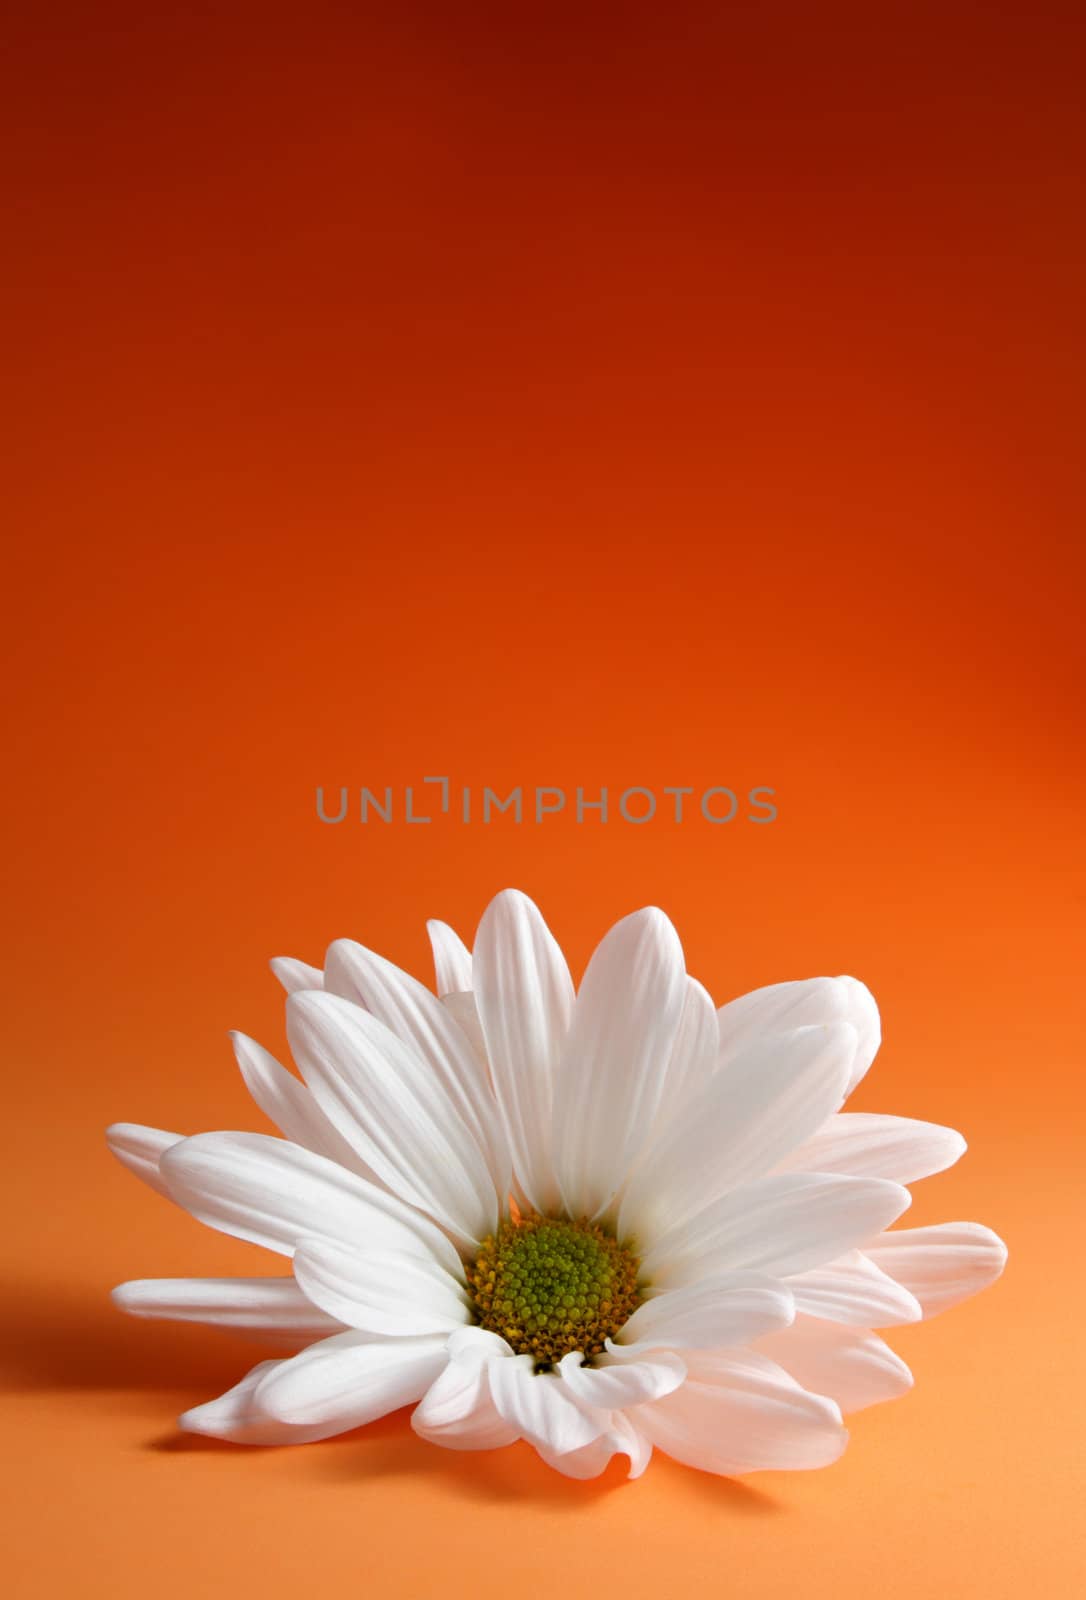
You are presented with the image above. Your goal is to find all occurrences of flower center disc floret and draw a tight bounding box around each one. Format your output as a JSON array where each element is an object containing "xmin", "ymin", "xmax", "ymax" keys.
[{"xmin": 466, "ymin": 1212, "xmax": 642, "ymax": 1368}]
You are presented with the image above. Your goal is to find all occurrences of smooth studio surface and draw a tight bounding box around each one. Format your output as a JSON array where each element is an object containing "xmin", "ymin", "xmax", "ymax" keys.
[{"xmin": 3, "ymin": 4, "xmax": 1083, "ymax": 1596}]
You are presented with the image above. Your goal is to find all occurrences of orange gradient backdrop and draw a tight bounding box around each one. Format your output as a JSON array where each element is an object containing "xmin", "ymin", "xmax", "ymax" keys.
[{"xmin": 3, "ymin": 4, "xmax": 1083, "ymax": 1596}]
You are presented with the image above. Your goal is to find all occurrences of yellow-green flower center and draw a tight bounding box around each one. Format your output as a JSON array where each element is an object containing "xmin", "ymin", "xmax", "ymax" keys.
[{"xmin": 466, "ymin": 1213, "xmax": 642, "ymax": 1368}]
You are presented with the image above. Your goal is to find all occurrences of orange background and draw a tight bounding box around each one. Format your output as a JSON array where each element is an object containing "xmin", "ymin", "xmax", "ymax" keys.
[{"xmin": 3, "ymin": 3, "xmax": 1083, "ymax": 1595}]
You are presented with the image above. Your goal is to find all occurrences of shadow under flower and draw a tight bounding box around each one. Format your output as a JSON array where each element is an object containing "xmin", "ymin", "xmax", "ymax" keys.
[
  {"xmin": 2, "ymin": 1278, "xmax": 253, "ymax": 1394},
  {"xmin": 311, "ymin": 1409, "xmax": 784, "ymax": 1512}
]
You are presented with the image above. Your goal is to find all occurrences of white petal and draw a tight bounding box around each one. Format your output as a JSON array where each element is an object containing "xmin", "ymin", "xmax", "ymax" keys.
[
  {"xmin": 716, "ymin": 976, "xmax": 849, "ymax": 1057},
  {"xmin": 292, "ymin": 1238, "xmax": 470, "ymax": 1335},
  {"xmin": 322, "ymin": 938, "xmax": 510, "ymax": 1198},
  {"xmin": 287, "ymin": 989, "xmax": 499, "ymax": 1248},
  {"xmin": 717, "ymin": 975, "xmax": 879, "ymax": 1094},
  {"xmin": 254, "ymin": 1331, "xmax": 448, "ymax": 1427},
  {"xmin": 488, "ymin": 1355, "xmax": 608, "ymax": 1455},
  {"xmin": 652, "ymin": 977, "xmax": 719, "ymax": 1130},
  {"xmin": 178, "ymin": 1360, "xmax": 342, "ymax": 1445},
  {"xmin": 445, "ymin": 1325, "xmax": 516, "ymax": 1363},
  {"xmin": 777, "ymin": 1112, "xmax": 966, "ymax": 1184},
  {"xmin": 111, "ymin": 1277, "xmax": 343, "ymax": 1336},
  {"xmin": 180, "ymin": 1357, "xmax": 404, "ymax": 1445},
  {"xmin": 558, "ymin": 1349, "xmax": 686, "ymax": 1406},
  {"xmin": 619, "ymin": 1024, "xmax": 859, "ymax": 1243},
  {"xmin": 230, "ymin": 1031, "xmax": 372, "ymax": 1175},
  {"xmin": 864, "ymin": 1223, "xmax": 1008, "ymax": 1317},
  {"xmin": 787, "ymin": 1251, "xmax": 921, "ymax": 1326},
  {"xmin": 642, "ymin": 1172, "xmax": 911, "ymax": 1287},
  {"xmin": 441, "ymin": 990, "xmax": 488, "ymax": 1067},
  {"xmin": 471, "ymin": 889, "xmax": 575, "ymax": 1213},
  {"xmin": 412, "ymin": 1343, "xmax": 518, "ymax": 1451},
  {"xmin": 630, "ymin": 1349, "xmax": 847, "ymax": 1474},
  {"xmin": 106, "ymin": 1122, "xmax": 183, "ymax": 1201},
  {"xmin": 427, "ymin": 919, "xmax": 473, "ymax": 997},
  {"xmin": 838, "ymin": 978, "xmax": 881, "ymax": 1093},
  {"xmin": 535, "ymin": 1411, "xmax": 652, "ymax": 1479},
  {"xmin": 757, "ymin": 1317, "xmax": 913, "ymax": 1412},
  {"xmin": 616, "ymin": 1275, "xmax": 794, "ymax": 1352},
  {"xmin": 270, "ymin": 956, "xmax": 324, "ymax": 994},
  {"xmin": 552, "ymin": 906, "xmax": 686, "ymax": 1218},
  {"xmin": 159, "ymin": 1131, "xmax": 461, "ymax": 1273}
]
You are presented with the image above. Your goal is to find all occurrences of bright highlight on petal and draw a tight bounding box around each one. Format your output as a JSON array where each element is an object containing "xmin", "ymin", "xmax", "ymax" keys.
[{"xmin": 109, "ymin": 889, "xmax": 1006, "ymax": 1481}]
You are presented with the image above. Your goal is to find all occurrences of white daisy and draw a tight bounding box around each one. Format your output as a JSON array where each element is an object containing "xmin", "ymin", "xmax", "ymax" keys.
[{"xmin": 108, "ymin": 889, "xmax": 1006, "ymax": 1479}]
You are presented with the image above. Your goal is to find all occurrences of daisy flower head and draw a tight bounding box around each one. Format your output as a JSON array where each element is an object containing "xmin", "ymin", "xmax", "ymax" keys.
[{"xmin": 108, "ymin": 890, "xmax": 1006, "ymax": 1479}]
